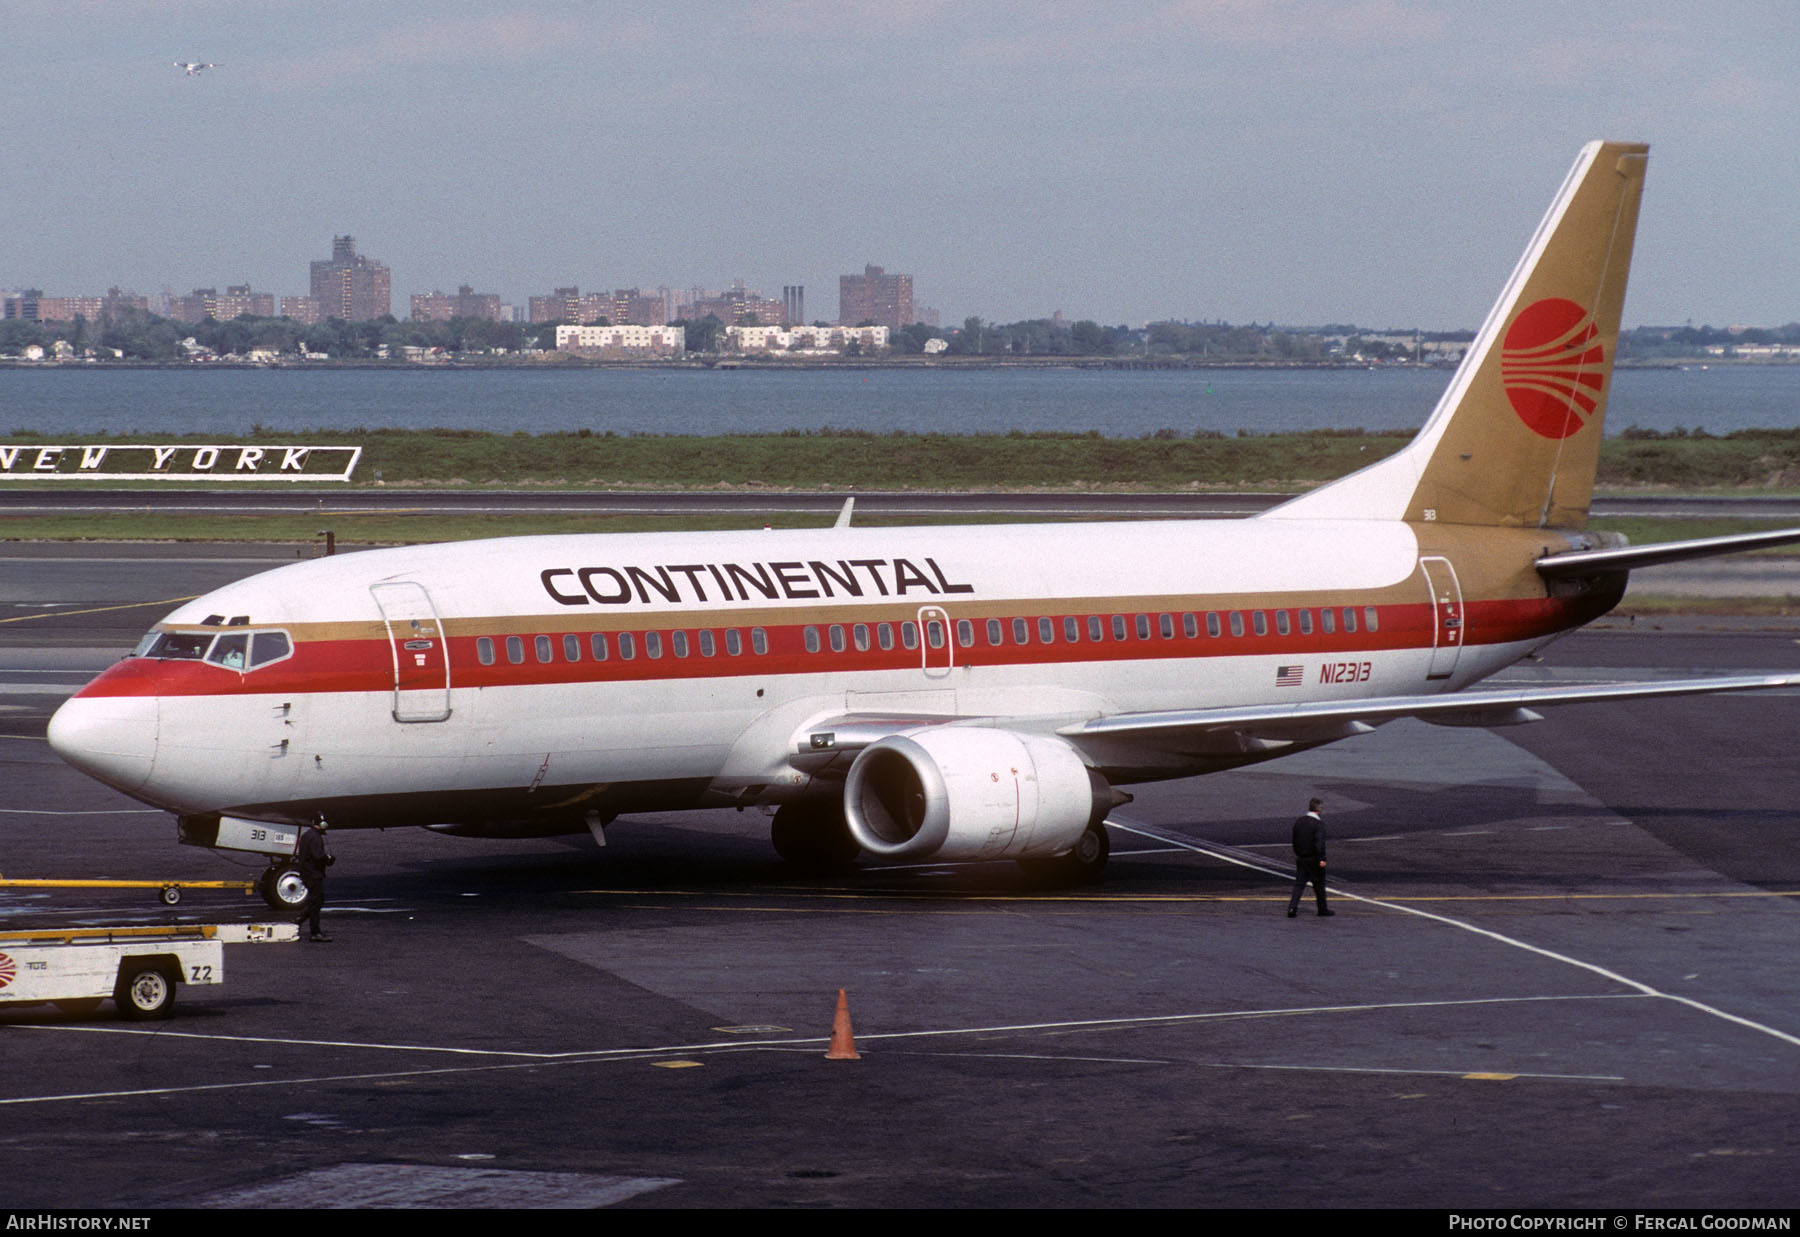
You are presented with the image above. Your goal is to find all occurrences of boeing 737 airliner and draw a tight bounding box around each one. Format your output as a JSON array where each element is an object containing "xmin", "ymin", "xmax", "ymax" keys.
[{"xmin": 46, "ymin": 142, "xmax": 1800, "ymax": 908}]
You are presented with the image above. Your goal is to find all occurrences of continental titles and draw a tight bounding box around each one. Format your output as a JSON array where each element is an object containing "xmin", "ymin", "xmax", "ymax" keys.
[{"xmin": 541, "ymin": 557, "xmax": 975, "ymax": 607}]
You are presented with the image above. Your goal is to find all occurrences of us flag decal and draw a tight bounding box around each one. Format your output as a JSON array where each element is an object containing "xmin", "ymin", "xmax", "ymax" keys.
[{"xmin": 1275, "ymin": 665, "xmax": 1304, "ymax": 687}]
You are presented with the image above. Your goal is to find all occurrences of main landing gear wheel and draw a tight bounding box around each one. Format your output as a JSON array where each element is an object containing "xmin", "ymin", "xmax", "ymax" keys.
[
  {"xmin": 114, "ymin": 962, "xmax": 176, "ymax": 1021},
  {"xmin": 770, "ymin": 802, "xmax": 861, "ymax": 874},
  {"xmin": 1018, "ymin": 821, "xmax": 1111, "ymax": 886},
  {"xmin": 261, "ymin": 862, "xmax": 314, "ymax": 912},
  {"xmin": 1065, "ymin": 820, "xmax": 1111, "ymax": 883}
]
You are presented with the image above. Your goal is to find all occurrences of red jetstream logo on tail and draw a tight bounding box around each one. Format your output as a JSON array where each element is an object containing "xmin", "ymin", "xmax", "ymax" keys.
[{"xmin": 1500, "ymin": 297, "xmax": 1605, "ymax": 439}]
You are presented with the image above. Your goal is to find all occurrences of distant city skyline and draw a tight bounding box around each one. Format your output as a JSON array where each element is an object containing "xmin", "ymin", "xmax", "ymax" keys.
[
  {"xmin": 3, "ymin": 4, "xmax": 1796, "ymax": 331},
  {"xmin": 10, "ymin": 256, "xmax": 1800, "ymax": 336},
  {"xmin": 7, "ymin": 246, "xmax": 956, "ymax": 332}
]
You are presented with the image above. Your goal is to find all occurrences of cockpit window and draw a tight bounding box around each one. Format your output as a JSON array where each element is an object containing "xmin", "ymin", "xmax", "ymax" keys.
[
  {"xmin": 250, "ymin": 631, "xmax": 292, "ymax": 667},
  {"xmin": 144, "ymin": 631, "xmax": 213, "ymax": 661},
  {"xmin": 206, "ymin": 633, "xmax": 250, "ymax": 670},
  {"xmin": 136, "ymin": 628, "xmax": 294, "ymax": 670}
]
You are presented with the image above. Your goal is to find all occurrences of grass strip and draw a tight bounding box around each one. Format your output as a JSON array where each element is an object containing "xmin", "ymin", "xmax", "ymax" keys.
[
  {"xmin": 10, "ymin": 427, "xmax": 1800, "ymax": 490},
  {"xmin": 0, "ymin": 427, "xmax": 1414, "ymax": 491}
]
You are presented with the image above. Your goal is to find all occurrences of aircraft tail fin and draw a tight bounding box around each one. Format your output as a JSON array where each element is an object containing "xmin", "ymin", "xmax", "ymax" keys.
[{"xmin": 1266, "ymin": 141, "xmax": 1648, "ymax": 530}]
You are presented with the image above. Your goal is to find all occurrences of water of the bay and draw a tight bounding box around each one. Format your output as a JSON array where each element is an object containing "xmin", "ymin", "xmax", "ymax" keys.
[{"xmin": 2, "ymin": 364, "xmax": 1795, "ymax": 438}]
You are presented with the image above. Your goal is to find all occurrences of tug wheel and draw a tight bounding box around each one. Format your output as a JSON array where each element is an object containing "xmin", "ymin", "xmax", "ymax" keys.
[{"xmin": 114, "ymin": 961, "xmax": 176, "ymax": 1021}]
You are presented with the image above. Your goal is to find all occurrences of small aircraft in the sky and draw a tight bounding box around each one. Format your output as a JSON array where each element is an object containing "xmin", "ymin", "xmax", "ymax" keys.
[
  {"xmin": 174, "ymin": 61, "xmax": 218, "ymax": 76},
  {"xmin": 46, "ymin": 140, "xmax": 1800, "ymax": 910}
]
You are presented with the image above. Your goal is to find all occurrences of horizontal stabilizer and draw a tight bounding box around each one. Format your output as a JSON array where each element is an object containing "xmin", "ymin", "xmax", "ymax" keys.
[{"xmin": 1537, "ymin": 527, "xmax": 1800, "ymax": 577}]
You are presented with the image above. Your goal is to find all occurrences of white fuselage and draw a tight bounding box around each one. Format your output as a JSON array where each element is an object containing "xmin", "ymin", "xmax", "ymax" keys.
[{"xmin": 48, "ymin": 515, "xmax": 1581, "ymax": 836}]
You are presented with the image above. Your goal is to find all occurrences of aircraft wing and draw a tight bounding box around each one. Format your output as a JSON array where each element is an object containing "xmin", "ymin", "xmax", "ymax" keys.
[
  {"xmin": 1537, "ymin": 527, "xmax": 1800, "ymax": 577},
  {"xmin": 1061, "ymin": 673, "xmax": 1800, "ymax": 749}
]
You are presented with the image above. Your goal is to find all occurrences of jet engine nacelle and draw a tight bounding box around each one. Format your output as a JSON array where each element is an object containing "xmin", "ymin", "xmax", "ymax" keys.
[{"xmin": 843, "ymin": 727, "xmax": 1111, "ymax": 863}]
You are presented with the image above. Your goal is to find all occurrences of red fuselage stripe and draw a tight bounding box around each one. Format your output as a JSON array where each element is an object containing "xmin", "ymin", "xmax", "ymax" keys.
[{"xmin": 73, "ymin": 594, "xmax": 1601, "ymax": 700}]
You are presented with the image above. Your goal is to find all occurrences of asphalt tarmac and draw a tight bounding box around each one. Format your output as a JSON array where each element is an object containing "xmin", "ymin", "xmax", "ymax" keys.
[{"xmin": 2, "ymin": 546, "xmax": 1798, "ymax": 1209}]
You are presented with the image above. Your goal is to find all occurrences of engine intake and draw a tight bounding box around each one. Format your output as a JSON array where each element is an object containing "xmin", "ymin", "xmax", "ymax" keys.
[{"xmin": 844, "ymin": 727, "xmax": 1112, "ymax": 862}]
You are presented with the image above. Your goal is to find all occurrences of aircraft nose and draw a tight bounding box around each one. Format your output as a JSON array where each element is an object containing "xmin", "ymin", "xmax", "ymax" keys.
[{"xmin": 46, "ymin": 695, "xmax": 159, "ymax": 794}]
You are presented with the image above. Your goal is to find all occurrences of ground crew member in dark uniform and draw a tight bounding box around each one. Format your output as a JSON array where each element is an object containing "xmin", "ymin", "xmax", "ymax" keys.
[
  {"xmin": 296, "ymin": 819, "xmax": 335, "ymax": 942},
  {"xmin": 1287, "ymin": 798, "xmax": 1334, "ymax": 918}
]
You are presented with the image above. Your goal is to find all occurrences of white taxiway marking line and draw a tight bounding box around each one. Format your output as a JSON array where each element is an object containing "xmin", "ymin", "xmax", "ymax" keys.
[
  {"xmin": 2, "ymin": 992, "xmax": 1643, "ymax": 1106},
  {"xmin": 876, "ymin": 1050, "xmax": 1623, "ymax": 1080},
  {"xmin": 10, "ymin": 1023, "xmax": 580, "ymax": 1058},
  {"xmin": 1182, "ymin": 1061, "xmax": 1625, "ymax": 1082},
  {"xmin": 0, "ymin": 1061, "xmax": 609, "ymax": 1107},
  {"xmin": 0, "ymin": 807, "xmax": 164, "ymax": 816},
  {"xmin": 888, "ymin": 1052, "xmax": 1172, "ymax": 1065},
  {"xmin": 1237, "ymin": 833, "xmax": 1413, "ymax": 848},
  {"xmin": 15, "ymin": 992, "xmax": 1617, "ymax": 1054},
  {"xmin": 1109, "ymin": 817, "xmax": 1800, "ymax": 1051},
  {"xmin": 833, "ymin": 993, "xmax": 1650, "ymax": 1049},
  {"xmin": 864, "ymin": 844, "xmax": 1185, "ymax": 873}
]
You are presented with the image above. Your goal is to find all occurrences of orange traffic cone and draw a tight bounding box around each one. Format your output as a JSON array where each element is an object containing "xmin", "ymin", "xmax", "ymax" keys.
[{"xmin": 825, "ymin": 987, "xmax": 861, "ymax": 1060}]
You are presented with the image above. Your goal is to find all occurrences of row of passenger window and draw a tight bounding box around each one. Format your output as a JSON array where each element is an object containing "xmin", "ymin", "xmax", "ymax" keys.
[
  {"xmin": 805, "ymin": 619, "xmax": 931, "ymax": 654},
  {"xmin": 474, "ymin": 606, "xmax": 1380, "ymax": 669},
  {"xmin": 801, "ymin": 607, "xmax": 1379, "ymax": 655},
  {"xmin": 476, "ymin": 622, "xmax": 936, "ymax": 668},
  {"xmin": 475, "ymin": 626, "xmax": 772, "ymax": 667}
]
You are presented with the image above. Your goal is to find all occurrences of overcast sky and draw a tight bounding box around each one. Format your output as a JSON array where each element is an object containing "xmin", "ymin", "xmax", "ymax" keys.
[{"xmin": 3, "ymin": 1, "xmax": 1796, "ymax": 330}]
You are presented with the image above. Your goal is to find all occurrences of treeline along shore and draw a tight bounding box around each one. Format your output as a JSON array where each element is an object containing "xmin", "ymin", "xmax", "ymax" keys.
[{"xmin": 8, "ymin": 426, "xmax": 1800, "ymax": 492}]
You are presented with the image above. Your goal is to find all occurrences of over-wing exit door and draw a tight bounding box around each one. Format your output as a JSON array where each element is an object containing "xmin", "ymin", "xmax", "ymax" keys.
[{"xmin": 918, "ymin": 605, "xmax": 954, "ymax": 679}]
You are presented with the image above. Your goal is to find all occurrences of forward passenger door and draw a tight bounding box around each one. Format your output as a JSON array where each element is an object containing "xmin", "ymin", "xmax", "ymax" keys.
[{"xmin": 370, "ymin": 581, "xmax": 452, "ymax": 722}]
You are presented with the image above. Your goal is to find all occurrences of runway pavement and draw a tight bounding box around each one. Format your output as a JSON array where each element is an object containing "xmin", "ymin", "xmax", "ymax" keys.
[
  {"xmin": 9, "ymin": 486, "xmax": 1800, "ymax": 521},
  {"xmin": 2, "ymin": 546, "xmax": 1798, "ymax": 1208}
]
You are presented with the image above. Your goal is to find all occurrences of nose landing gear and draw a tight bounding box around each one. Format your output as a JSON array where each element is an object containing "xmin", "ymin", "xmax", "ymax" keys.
[{"xmin": 258, "ymin": 862, "xmax": 314, "ymax": 911}]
